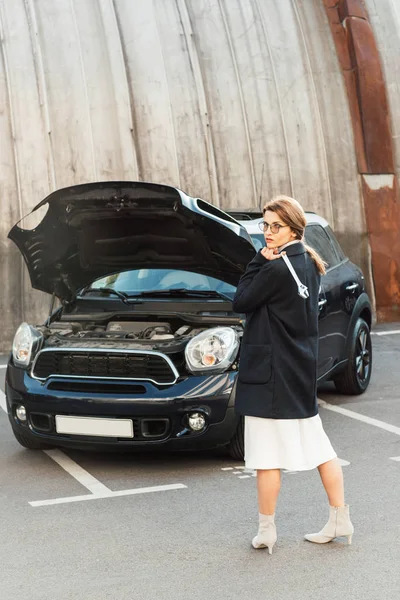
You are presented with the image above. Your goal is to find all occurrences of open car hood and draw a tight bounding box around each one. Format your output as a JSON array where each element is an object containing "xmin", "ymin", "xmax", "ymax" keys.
[{"xmin": 9, "ymin": 181, "xmax": 256, "ymax": 301}]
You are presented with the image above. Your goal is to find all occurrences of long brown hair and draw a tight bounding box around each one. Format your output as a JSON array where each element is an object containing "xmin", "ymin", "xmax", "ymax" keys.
[{"xmin": 263, "ymin": 195, "xmax": 327, "ymax": 275}]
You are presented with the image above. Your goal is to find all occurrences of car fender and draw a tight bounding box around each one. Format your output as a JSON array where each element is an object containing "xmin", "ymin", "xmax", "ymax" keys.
[
  {"xmin": 344, "ymin": 292, "xmax": 372, "ymax": 356},
  {"xmin": 227, "ymin": 373, "xmax": 239, "ymax": 409}
]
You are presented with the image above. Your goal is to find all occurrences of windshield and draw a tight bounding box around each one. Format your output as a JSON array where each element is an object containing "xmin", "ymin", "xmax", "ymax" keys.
[
  {"xmin": 250, "ymin": 234, "xmax": 265, "ymax": 251},
  {"xmin": 87, "ymin": 269, "xmax": 237, "ymax": 297}
]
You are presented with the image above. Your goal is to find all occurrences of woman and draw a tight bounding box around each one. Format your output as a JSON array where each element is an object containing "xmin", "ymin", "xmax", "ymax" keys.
[{"xmin": 232, "ymin": 196, "xmax": 354, "ymax": 554}]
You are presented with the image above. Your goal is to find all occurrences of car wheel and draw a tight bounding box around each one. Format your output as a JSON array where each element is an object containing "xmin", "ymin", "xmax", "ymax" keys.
[
  {"xmin": 334, "ymin": 318, "xmax": 372, "ymax": 395},
  {"xmin": 226, "ymin": 417, "xmax": 244, "ymax": 461},
  {"xmin": 11, "ymin": 427, "xmax": 52, "ymax": 450}
]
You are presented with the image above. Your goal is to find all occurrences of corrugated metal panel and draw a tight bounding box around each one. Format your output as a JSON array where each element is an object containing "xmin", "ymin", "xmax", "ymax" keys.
[{"xmin": 0, "ymin": 0, "xmax": 374, "ymax": 348}]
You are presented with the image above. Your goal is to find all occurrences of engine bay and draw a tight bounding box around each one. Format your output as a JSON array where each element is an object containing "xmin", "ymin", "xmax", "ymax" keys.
[
  {"xmin": 48, "ymin": 320, "xmax": 195, "ymax": 340},
  {"xmin": 40, "ymin": 318, "xmax": 233, "ymax": 352}
]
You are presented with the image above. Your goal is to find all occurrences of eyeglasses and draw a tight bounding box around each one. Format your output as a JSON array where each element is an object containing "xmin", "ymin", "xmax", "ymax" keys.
[{"xmin": 258, "ymin": 221, "xmax": 290, "ymax": 234}]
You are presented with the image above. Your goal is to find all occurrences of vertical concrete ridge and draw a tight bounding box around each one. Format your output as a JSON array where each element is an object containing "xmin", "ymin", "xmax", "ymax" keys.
[
  {"xmin": 0, "ymin": 1, "xmax": 25, "ymax": 321},
  {"xmin": 0, "ymin": 4, "xmax": 23, "ymax": 221},
  {"xmin": 25, "ymin": 0, "xmax": 57, "ymax": 191},
  {"xmin": 154, "ymin": 1, "xmax": 181, "ymax": 187},
  {"xmin": 292, "ymin": 0, "xmax": 334, "ymax": 227},
  {"xmin": 218, "ymin": 0, "xmax": 257, "ymax": 206},
  {"xmin": 98, "ymin": 0, "xmax": 139, "ymax": 179},
  {"xmin": 176, "ymin": 0, "xmax": 220, "ymax": 206},
  {"xmin": 254, "ymin": 0, "xmax": 294, "ymax": 198},
  {"xmin": 111, "ymin": 0, "xmax": 144, "ymax": 181},
  {"xmin": 69, "ymin": 0, "xmax": 97, "ymax": 180}
]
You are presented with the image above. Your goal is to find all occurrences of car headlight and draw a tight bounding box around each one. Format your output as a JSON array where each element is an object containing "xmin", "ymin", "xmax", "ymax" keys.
[
  {"xmin": 185, "ymin": 327, "xmax": 239, "ymax": 374},
  {"xmin": 12, "ymin": 323, "xmax": 43, "ymax": 367}
]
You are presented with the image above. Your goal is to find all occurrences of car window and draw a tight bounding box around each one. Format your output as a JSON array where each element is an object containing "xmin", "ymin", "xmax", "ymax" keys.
[
  {"xmin": 304, "ymin": 224, "xmax": 341, "ymax": 269},
  {"xmin": 324, "ymin": 226, "xmax": 346, "ymax": 261},
  {"xmin": 89, "ymin": 269, "xmax": 236, "ymax": 296},
  {"xmin": 249, "ymin": 234, "xmax": 265, "ymax": 251}
]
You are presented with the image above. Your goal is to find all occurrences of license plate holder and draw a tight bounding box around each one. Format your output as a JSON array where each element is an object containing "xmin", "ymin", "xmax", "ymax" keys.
[{"xmin": 55, "ymin": 415, "xmax": 134, "ymax": 438}]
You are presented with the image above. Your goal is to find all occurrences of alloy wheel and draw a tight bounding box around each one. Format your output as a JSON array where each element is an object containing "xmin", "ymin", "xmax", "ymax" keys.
[{"xmin": 355, "ymin": 327, "xmax": 371, "ymax": 384}]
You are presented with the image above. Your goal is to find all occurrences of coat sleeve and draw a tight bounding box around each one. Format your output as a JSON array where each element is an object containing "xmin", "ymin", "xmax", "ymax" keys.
[{"xmin": 232, "ymin": 251, "xmax": 281, "ymax": 313}]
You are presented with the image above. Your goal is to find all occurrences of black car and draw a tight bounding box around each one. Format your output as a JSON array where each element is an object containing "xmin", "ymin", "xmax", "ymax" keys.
[{"xmin": 6, "ymin": 182, "xmax": 372, "ymax": 460}]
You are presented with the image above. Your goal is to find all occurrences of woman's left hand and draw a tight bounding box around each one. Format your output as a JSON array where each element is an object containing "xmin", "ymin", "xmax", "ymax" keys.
[{"xmin": 261, "ymin": 247, "xmax": 286, "ymax": 261}]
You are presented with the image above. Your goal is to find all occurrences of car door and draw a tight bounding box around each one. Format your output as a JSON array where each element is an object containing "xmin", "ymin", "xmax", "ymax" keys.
[{"xmin": 304, "ymin": 224, "xmax": 350, "ymax": 378}]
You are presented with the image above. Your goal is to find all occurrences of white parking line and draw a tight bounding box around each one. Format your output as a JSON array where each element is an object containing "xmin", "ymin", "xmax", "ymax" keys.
[
  {"xmin": 43, "ymin": 449, "xmax": 112, "ymax": 495},
  {"xmin": 0, "ymin": 390, "xmax": 6, "ymax": 413},
  {"xmin": 1, "ymin": 387, "xmax": 398, "ymax": 504},
  {"xmin": 0, "ymin": 365, "xmax": 7, "ymax": 369},
  {"xmin": 371, "ymin": 330, "xmax": 400, "ymax": 336},
  {"xmin": 318, "ymin": 399, "xmax": 400, "ymax": 436},
  {"xmin": 33, "ymin": 449, "xmax": 188, "ymax": 506},
  {"xmin": 30, "ymin": 484, "xmax": 187, "ymax": 507},
  {"xmin": 0, "ymin": 393, "xmax": 188, "ymax": 506},
  {"xmin": 31, "ymin": 451, "xmax": 188, "ymax": 507}
]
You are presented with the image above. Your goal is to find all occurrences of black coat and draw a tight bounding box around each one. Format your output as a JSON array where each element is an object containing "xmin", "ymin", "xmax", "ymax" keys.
[{"xmin": 232, "ymin": 242, "xmax": 321, "ymax": 419}]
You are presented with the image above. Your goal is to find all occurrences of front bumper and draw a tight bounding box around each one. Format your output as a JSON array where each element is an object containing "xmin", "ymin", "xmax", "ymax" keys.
[{"xmin": 6, "ymin": 364, "xmax": 239, "ymax": 451}]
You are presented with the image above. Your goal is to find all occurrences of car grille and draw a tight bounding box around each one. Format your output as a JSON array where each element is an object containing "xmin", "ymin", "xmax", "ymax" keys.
[{"xmin": 32, "ymin": 349, "xmax": 178, "ymax": 385}]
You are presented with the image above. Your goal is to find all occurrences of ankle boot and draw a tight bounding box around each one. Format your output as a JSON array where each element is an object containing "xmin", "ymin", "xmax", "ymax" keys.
[
  {"xmin": 304, "ymin": 504, "xmax": 354, "ymax": 544},
  {"xmin": 252, "ymin": 512, "xmax": 277, "ymax": 554}
]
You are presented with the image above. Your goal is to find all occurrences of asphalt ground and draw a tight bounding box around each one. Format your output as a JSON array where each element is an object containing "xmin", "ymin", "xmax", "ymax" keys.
[{"xmin": 1, "ymin": 323, "xmax": 399, "ymax": 600}]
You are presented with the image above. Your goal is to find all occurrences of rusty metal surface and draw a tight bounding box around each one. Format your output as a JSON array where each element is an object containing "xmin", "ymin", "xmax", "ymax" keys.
[
  {"xmin": 0, "ymin": 0, "xmax": 394, "ymax": 347},
  {"xmin": 362, "ymin": 175, "xmax": 400, "ymax": 322},
  {"xmin": 346, "ymin": 16, "xmax": 394, "ymax": 173},
  {"xmin": 338, "ymin": 0, "xmax": 368, "ymax": 21},
  {"xmin": 364, "ymin": 0, "xmax": 400, "ymax": 319},
  {"xmin": 365, "ymin": 0, "xmax": 400, "ymax": 185},
  {"xmin": 324, "ymin": 0, "xmax": 400, "ymax": 321}
]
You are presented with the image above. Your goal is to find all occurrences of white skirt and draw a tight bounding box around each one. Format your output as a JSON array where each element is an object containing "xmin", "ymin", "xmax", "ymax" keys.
[{"xmin": 244, "ymin": 413, "xmax": 337, "ymax": 471}]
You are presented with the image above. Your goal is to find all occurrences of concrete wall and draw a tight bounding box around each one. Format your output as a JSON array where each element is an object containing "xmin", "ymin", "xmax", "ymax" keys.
[{"xmin": 0, "ymin": 0, "xmax": 373, "ymax": 349}]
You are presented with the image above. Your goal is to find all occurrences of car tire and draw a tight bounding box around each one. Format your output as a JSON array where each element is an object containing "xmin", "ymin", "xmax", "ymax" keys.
[
  {"xmin": 11, "ymin": 427, "xmax": 52, "ymax": 450},
  {"xmin": 226, "ymin": 417, "xmax": 244, "ymax": 461},
  {"xmin": 334, "ymin": 317, "xmax": 372, "ymax": 395}
]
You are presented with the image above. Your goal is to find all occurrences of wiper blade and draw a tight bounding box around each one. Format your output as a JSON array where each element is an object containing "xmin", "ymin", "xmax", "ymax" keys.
[
  {"xmin": 188, "ymin": 289, "xmax": 233, "ymax": 302},
  {"xmin": 80, "ymin": 287, "xmax": 130, "ymax": 304},
  {"xmin": 131, "ymin": 288, "xmax": 232, "ymax": 302}
]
